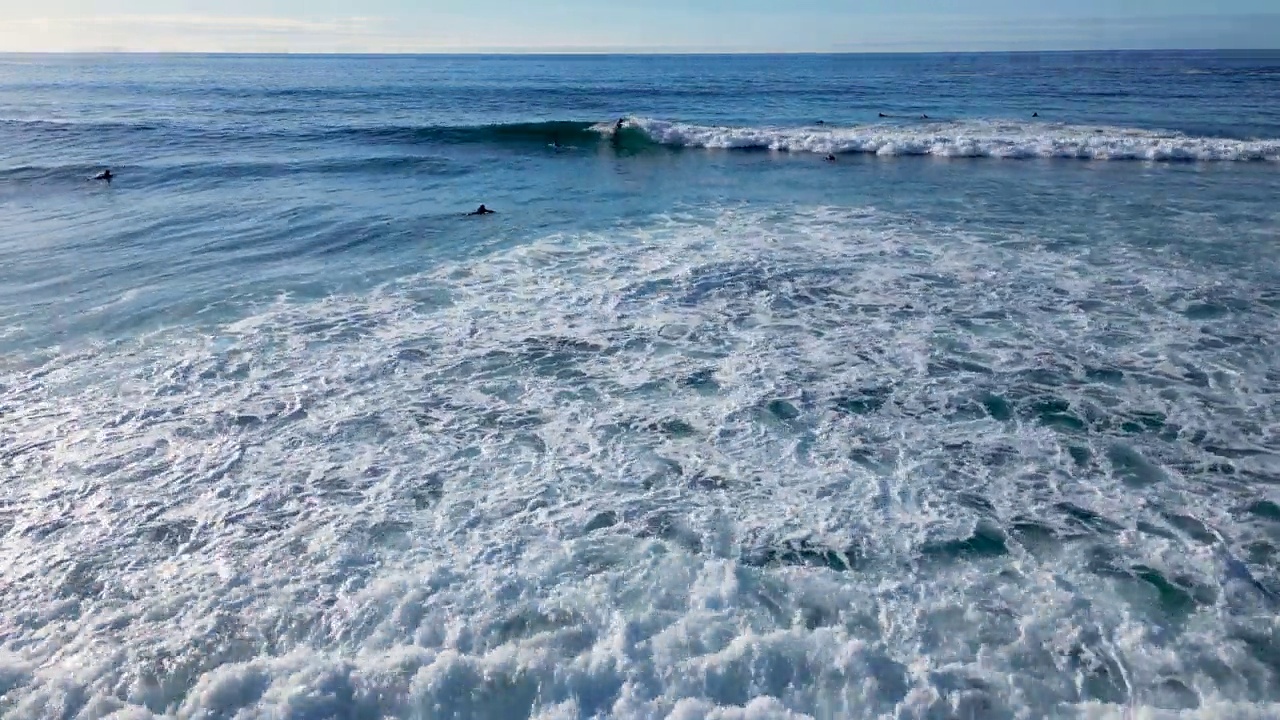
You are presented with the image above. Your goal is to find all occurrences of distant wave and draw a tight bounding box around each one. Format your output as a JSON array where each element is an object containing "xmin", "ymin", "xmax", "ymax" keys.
[
  {"xmin": 0, "ymin": 118, "xmax": 166, "ymax": 138},
  {"xmin": 621, "ymin": 118, "xmax": 1280, "ymax": 162}
]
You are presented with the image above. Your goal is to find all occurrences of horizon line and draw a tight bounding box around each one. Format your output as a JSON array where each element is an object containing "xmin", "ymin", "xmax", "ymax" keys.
[{"xmin": 2, "ymin": 47, "xmax": 1278, "ymax": 56}]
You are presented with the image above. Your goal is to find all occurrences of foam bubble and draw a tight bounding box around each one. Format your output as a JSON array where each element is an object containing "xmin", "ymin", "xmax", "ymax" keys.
[{"xmin": 1, "ymin": 206, "xmax": 1278, "ymax": 718}]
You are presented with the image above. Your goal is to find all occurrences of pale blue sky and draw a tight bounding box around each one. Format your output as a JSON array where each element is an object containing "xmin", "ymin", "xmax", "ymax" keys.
[{"xmin": 1, "ymin": 0, "xmax": 1277, "ymax": 52}]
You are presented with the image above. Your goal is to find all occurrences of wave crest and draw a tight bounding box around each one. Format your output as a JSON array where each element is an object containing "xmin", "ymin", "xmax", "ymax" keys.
[{"xmin": 623, "ymin": 117, "xmax": 1280, "ymax": 162}]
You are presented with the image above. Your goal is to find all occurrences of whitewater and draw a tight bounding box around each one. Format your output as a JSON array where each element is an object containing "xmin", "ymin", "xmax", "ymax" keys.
[{"xmin": 612, "ymin": 118, "xmax": 1280, "ymax": 161}]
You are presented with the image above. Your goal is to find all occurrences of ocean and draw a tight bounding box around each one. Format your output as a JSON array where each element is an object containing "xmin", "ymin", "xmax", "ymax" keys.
[{"xmin": 0, "ymin": 51, "xmax": 1278, "ymax": 719}]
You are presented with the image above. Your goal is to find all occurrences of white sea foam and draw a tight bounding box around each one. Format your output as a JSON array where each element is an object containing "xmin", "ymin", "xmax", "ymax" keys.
[
  {"xmin": 612, "ymin": 118, "xmax": 1280, "ymax": 161},
  {"xmin": 1, "ymin": 206, "xmax": 1278, "ymax": 718}
]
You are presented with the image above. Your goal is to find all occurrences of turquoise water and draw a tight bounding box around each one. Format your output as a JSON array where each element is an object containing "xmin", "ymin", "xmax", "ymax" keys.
[{"xmin": 1, "ymin": 52, "xmax": 1279, "ymax": 718}]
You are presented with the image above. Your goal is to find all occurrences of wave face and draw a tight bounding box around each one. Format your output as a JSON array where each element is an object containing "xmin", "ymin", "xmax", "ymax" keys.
[
  {"xmin": 345, "ymin": 120, "xmax": 607, "ymax": 147},
  {"xmin": 623, "ymin": 118, "xmax": 1280, "ymax": 161}
]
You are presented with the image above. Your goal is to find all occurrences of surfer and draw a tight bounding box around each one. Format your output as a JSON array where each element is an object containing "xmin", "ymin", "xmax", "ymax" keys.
[
  {"xmin": 921, "ymin": 114, "xmax": 929, "ymax": 119},
  {"xmin": 93, "ymin": 169, "xmax": 113, "ymax": 182},
  {"xmin": 878, "ymin": 113, "xmax": 888, "ymax": 118},
  {"xmin": 825, "ymin": 154, "xmax": 836, "ymax": 162},
  {"xmin": 1032, "ymin": 112, "xmax": 1039, "ymax": 118},
  {"xmin": 816, "ymin": 120, "xmax": 825, "ymax": 125},
  {"xmin": 468, "ymin": 204, "xmax": 494, "ymax": 216},
  {"xmin": 611, "ymin": 118, "xmax": 625, "ymax": 148}
]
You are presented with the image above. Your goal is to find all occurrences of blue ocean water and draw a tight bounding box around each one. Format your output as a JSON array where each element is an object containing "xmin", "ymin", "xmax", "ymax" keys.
[{"xmin": 0, "ymin": 51, "xmax": 1278, "ymax": 718}]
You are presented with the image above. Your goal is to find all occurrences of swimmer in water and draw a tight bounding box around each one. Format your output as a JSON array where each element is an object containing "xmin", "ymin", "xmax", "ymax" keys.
[
  {"xmin": 468, "ymin": 204, "xmax": 495, "ymax": 216},
  {"xmin": 825, "ymin": 154, "xmax": 836, "ymax": 162},
  {"xmin": 1032, "ymin": 112, "xmax": 1039, "ymax": 118},
  {"xmin": 921, "ymin": 114, "xmax": 929, "ymax": 119},
  {"xmin": 93, "ymin": 169, "xmax": 113, "ymax": 182}
]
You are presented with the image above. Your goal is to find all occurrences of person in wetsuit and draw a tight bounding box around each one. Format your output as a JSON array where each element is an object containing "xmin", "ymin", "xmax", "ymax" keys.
[
  {"xmin": 611, "ymin": 118, "xmax": 626, "ymax": 148},
  {"xmin": 468, "ymin": 204, "xmax": 494, "ymax": 215},
  {"xmin": 93, "ymin": 169, "xmax": 113, "ymax": 182}
]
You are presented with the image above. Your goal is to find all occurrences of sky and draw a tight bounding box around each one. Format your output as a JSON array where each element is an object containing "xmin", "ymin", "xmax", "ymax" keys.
[{"xmin": 0, "ymin": 0, "xmax": 1277, "ymax": 53}]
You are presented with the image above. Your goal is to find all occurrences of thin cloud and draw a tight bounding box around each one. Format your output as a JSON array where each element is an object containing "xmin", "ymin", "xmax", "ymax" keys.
[
  {"xmin": 12, "ymin": 15, "xmax": 376, "ymax": 33},
  {"xmin": 0, "ymin": 15, "xmax": 390, "ymax": 52}
]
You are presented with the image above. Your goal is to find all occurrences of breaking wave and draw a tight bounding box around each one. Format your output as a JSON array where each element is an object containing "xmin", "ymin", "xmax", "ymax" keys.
[{"xmin": 621, "ymin": 117, "xmax": 1280, "ymax": 161}]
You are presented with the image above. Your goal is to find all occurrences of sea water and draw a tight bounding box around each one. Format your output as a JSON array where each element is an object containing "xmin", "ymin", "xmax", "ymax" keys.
[{"xmin": 1, "ymin": 51, "xmax": 1279, "ymax": 719}]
